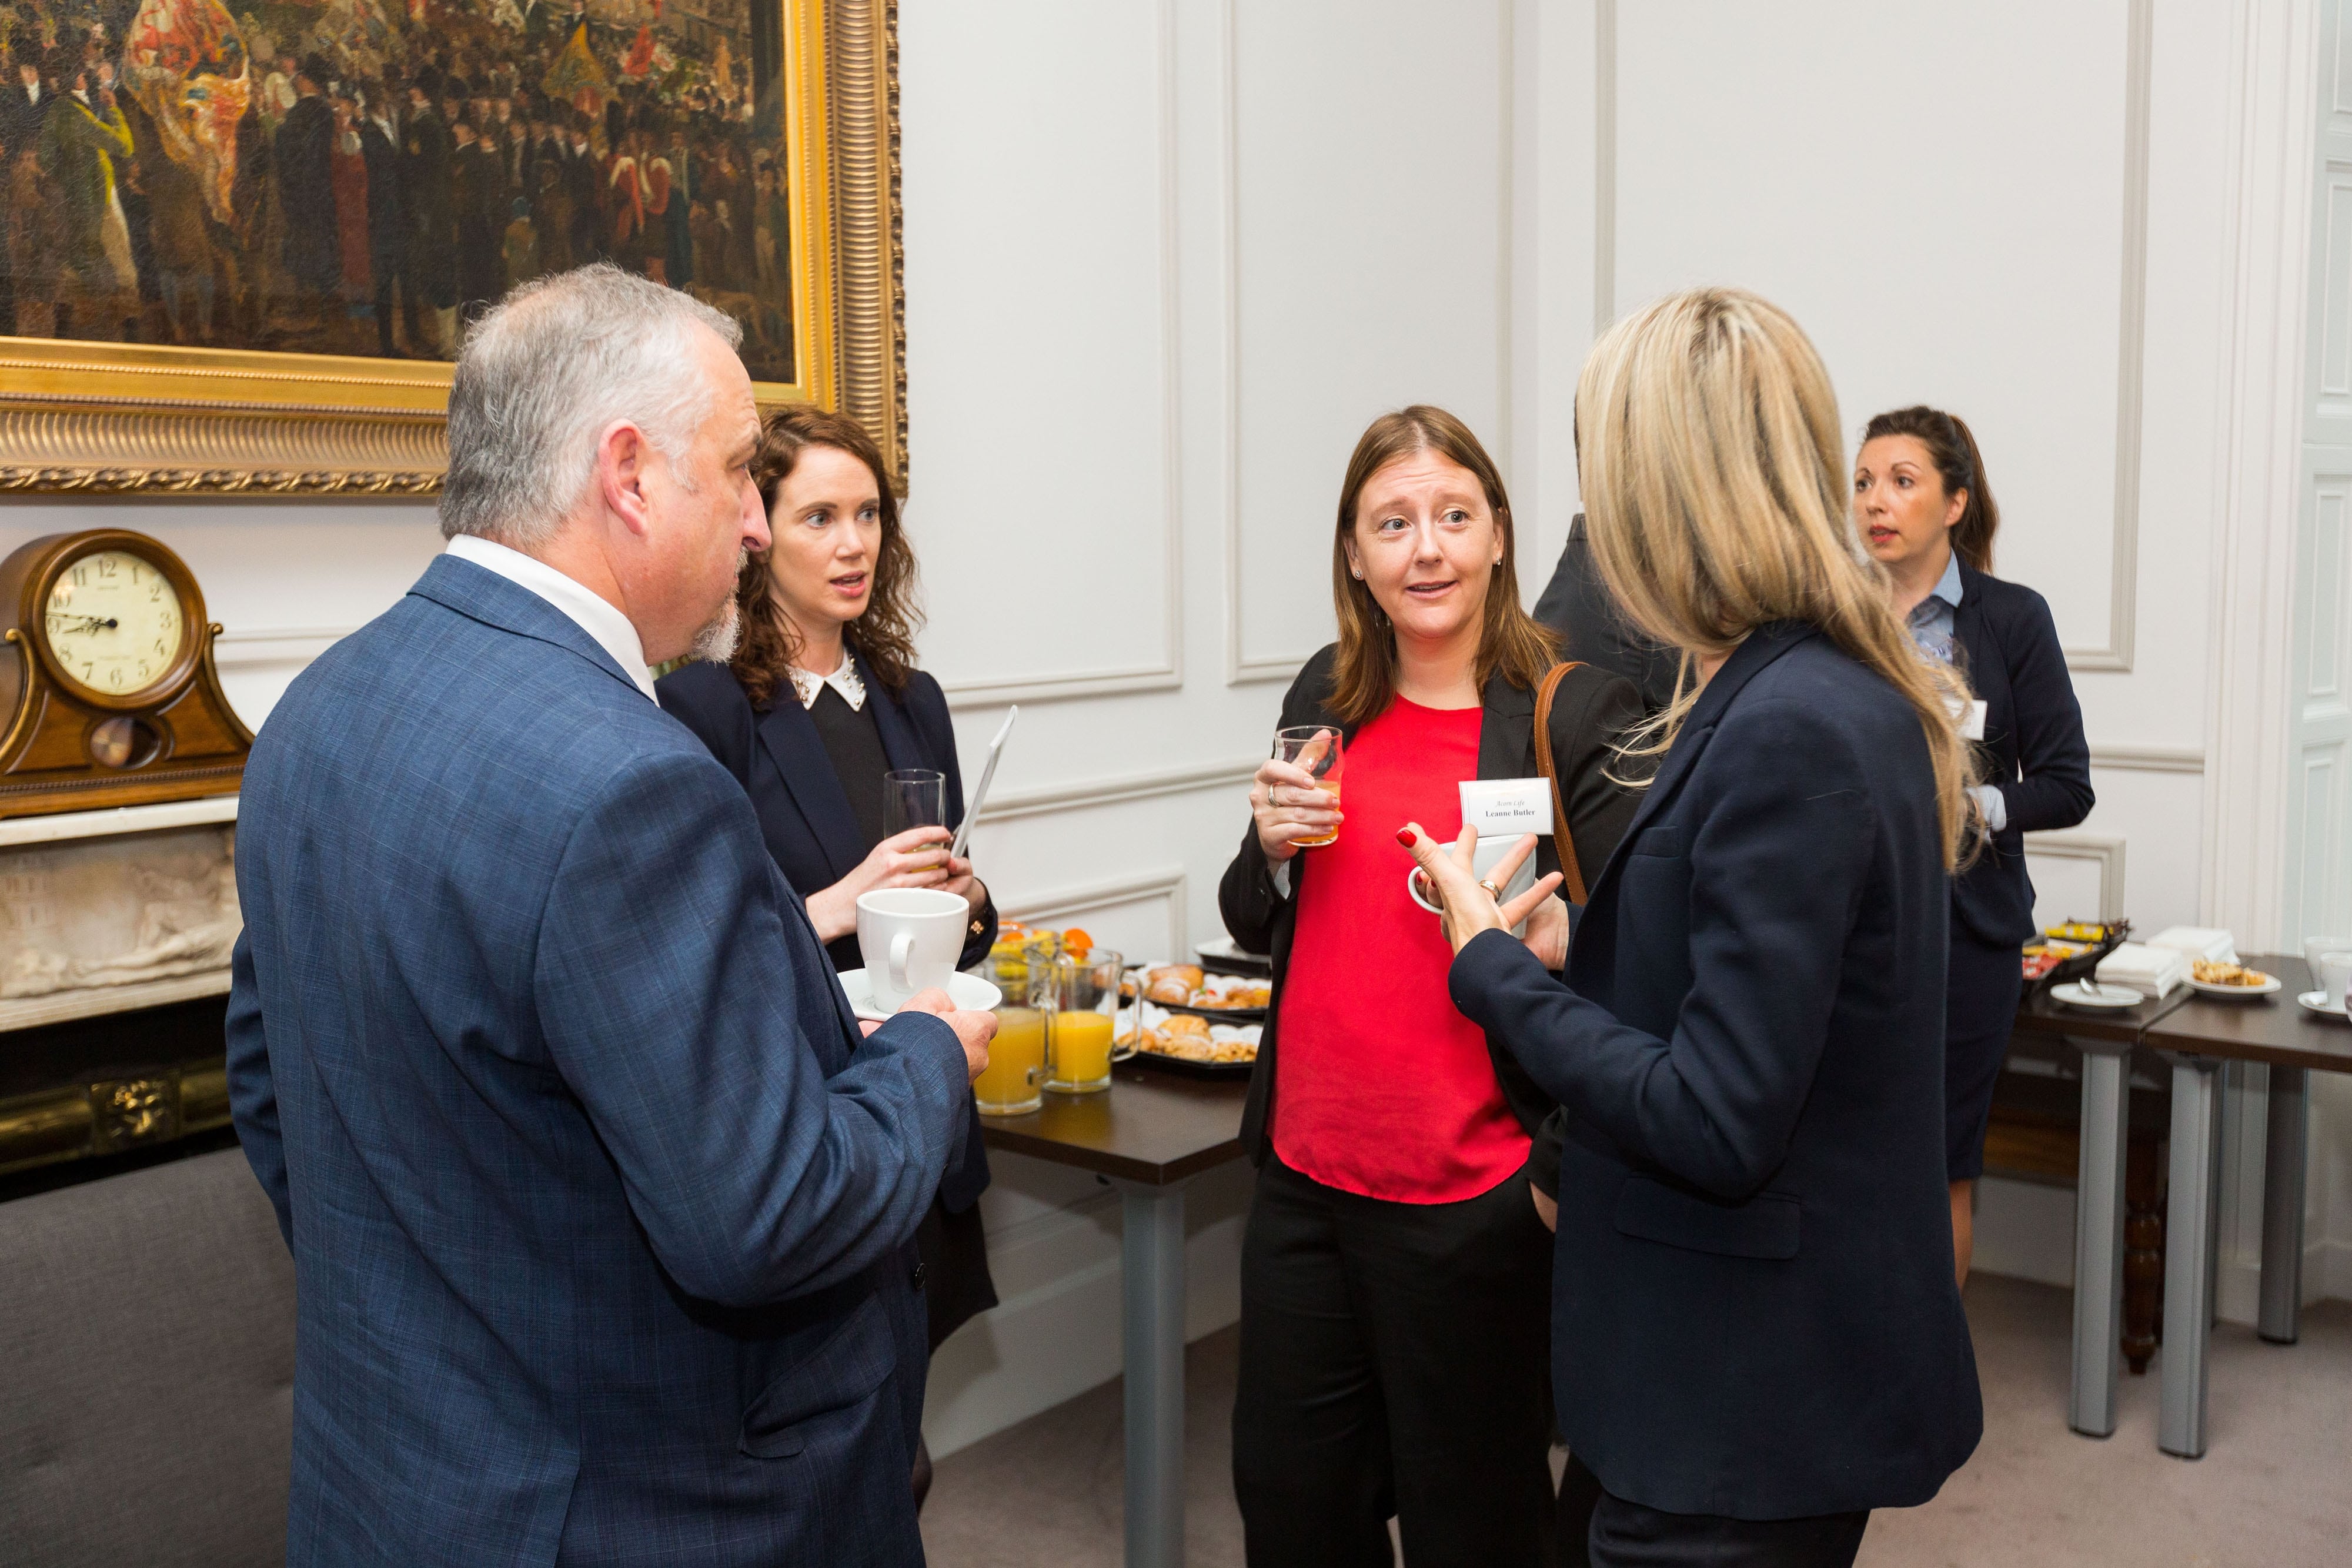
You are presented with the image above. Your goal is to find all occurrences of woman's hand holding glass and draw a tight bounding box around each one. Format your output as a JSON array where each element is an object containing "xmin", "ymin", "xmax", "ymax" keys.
[
  {"xmin": 1250, "ymin": 754, "xmax": 1345, "ymax": 863},
  {"xmin": 804, "ymin": 826, "xmax": 982, "ymax": 943},
  {"xmin": 1396, "ymin": 824, "xmax": 1562, "ymax": 958}
]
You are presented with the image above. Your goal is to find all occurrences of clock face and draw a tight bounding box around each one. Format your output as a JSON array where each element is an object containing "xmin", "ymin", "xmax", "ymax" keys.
[{"xmin": 42, "ymin": 549, "xmax": 188, "ymax": 700}]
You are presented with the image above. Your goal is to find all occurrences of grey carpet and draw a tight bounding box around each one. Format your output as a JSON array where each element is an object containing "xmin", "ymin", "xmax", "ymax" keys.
[{"xmin": 923, "ymin": 1274, "xmax": 2352, "ymax": 1566}]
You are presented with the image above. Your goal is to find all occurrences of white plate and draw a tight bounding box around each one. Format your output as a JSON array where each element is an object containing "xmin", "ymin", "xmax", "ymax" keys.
[
  {"xmin": 2186, "ymin": 972, "xmax": 2281, "ymax": 998},
  {"xmin": 2051, "ymin": 980, "xmax": 2140, "ymax": 1010},
  {"xmin": 2296, "ymin": 989, "xmax": 2351, "ymax": 1020},
  {"xmin": 838, "ymin": 968, "xmax": 1003, "ymax": 1023}
]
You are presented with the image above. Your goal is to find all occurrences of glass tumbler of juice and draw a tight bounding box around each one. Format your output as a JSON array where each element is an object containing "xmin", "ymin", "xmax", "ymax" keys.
[
  {"xmin": 1044, "ymin": 949, "xmax": 1125, "ymax": 1094},
  {"xmin": 1273, "ymin": 726, "xmax": 1344, "ymax": 848},
  {"xmin": 975, "ymin": 931, "xmax": 1058, "ymax": 1115}
]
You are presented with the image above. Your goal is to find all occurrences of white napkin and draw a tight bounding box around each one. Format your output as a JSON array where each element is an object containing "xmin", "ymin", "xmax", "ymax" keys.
[
  {"xmin": 2094, "ymin": 942, "xmax": 2189, "ymax": 1001},
  {"xmin": 2144, "ymin": 926, "xmax": 2237, "ymax": 965}
]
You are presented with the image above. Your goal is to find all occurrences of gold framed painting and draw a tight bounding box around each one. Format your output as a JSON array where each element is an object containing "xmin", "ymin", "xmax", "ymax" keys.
[{"xmin": 0, "ymin": 0, "xmax": 902, "ymax": 495}]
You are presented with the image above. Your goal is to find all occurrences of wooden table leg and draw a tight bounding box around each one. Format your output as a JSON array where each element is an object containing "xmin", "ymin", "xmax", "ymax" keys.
[{"xmin": 2123, "ymin": 1125, "xmax": 2166, "ymax": 1374}]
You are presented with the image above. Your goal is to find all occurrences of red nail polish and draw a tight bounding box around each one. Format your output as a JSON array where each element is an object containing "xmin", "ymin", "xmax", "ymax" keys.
[{"xmin": 1395, "ymin": 828, "xmax": 1416, "ymax": 847}]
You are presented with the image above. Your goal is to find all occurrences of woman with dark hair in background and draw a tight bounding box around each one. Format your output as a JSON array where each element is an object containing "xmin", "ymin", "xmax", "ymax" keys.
[
  {"xmin": 1222, "ymin": 404, "xmax": 1641, "ymax": 1566},
  {"xmin": 1855, "ymin": 406, "xmax": 2092, "ymax": 1283},
  {"xmin": 657, "ymin": 406, "xmax": 997, "ymax": 1505}
]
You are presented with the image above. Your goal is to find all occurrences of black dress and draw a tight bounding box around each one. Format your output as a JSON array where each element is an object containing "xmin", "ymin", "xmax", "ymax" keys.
[{"xmin": 656, "ymin": 653, "xmax": 1000, "ymax": 1349}]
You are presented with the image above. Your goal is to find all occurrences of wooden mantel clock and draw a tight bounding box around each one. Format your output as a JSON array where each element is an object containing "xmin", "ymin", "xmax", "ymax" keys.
[{"xmin": 0, "ymin": 530, "xmax": 252, "ymax": 818}]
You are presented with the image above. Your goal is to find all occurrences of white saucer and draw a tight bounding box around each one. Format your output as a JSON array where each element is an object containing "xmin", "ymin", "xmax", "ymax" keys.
[
  {"xmin": 838, "ymin": 968, "xmax": 1003, "ymax": 1023},
  {"xmin": 2295, "ymin": 989, "xmax": 2351, "ymax": 1020},
  {"xmin": 2051, "ymin": 980, "xmax": 2139, "ymax": 1010},
  {"xmin": 2186, "ymin": 972, "xmax": 2281, "ymax": 998}
]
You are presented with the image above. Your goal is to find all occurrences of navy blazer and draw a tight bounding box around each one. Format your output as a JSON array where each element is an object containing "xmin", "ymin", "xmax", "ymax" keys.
[
  {"xmin": 1450, "ymin": 621, "xmax": 1982, "ymax": 1520},
  {"xmin": 1949, "ymin": 563, "xmax": 2093, "ymax": 946},
  {"xmin": 656, "ymin": 657, "xmax": 995, "ymax": 1218},
  {"xmin": 226, "ymin": 556, "xmax": 965, "ymax": 1567}
]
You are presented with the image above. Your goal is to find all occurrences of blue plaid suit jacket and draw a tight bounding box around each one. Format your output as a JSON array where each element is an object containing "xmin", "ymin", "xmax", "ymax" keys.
[{"xmin": 226, "ymin": 554, "xmax": 964, "ymax": 1566}]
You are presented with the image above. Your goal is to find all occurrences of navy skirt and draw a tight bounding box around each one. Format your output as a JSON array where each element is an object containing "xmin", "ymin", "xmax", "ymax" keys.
[{"xmin": 1945, "ymin": 931, "xmax": 2023, "ymax": 1182}]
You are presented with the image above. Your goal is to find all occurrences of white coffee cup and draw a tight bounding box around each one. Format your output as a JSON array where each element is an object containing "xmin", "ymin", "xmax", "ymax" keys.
[
  {"xmin": 857, "ymin": 887, "xmax": 969, "ymax": 1011},
  {"xmin": 1406, "ymin": 834, "xmax": 1539, "ymax": 935},
  {"xmin": 2319, "ymin": 951, "xmax": 2352, "ymax": 1012}
]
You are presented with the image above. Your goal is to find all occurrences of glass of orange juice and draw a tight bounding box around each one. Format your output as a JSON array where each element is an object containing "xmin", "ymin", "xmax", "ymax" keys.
[
  {"xmin": 1044, "ymin": 949, "xmax": 1125, "ymax": 1094},
  {"xmin": 1274, "ymin": 726, "xmax": 1344, "ymax": 848},
  {"xmin": 975, "ymin": 932, "xmax": 1059, "ymax": 1115}
]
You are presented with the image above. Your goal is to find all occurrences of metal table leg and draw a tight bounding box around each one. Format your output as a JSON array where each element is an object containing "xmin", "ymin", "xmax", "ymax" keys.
[
  {"xmin": 2160, "ymin": 1055, "xmax": 2221, "ymax": 1459},
  {"xmin": 1116, "ymin": 1178, "xmax": 1187, "ymax": 1568},
  {"xmin": 2260, "ymin": 1065, "xmax": 2308, "ymax": 1345},
  {"xmin": 2069, "ymin": 1039, "xmax": 2132, "ymax": 1437}
]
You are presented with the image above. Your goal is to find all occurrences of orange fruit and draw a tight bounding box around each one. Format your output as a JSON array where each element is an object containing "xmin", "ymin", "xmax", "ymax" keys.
[{"xmin": 1061, "ymin": 927, "xmax": 1094, "ymax": 954}]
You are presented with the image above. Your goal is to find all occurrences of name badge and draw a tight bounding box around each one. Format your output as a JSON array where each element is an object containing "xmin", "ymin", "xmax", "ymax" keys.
[
  {"xmin": 1961, "ymin": 700, "xmax": 1987, "ymax": 741},
  {"xmin": 1459, "ymin": 778, "xmax": 1553, "ymax": 838}
]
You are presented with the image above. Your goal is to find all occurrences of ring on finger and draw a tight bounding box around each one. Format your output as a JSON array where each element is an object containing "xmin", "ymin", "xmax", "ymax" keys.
[{"xmin": 1476, "ymin": 879, "xmax": 1502, "ymax": 899}]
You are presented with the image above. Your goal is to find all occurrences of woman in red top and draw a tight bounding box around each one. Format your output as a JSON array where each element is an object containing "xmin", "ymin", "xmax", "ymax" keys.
[{"xmin": 1220, "ymin": 406, "xmax": 1640, "ymax": 1566}]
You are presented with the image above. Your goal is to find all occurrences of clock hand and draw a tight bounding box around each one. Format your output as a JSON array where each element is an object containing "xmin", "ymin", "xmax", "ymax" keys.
[{"xmin": 51, "ymin": 616, "xmax": 119, "ymax": 634}]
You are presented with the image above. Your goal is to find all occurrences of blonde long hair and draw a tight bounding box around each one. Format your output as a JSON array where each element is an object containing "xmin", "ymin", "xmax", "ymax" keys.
[{"xmin": 1575, "ymin": 288, "xmax": 1976, "ymax": 868}]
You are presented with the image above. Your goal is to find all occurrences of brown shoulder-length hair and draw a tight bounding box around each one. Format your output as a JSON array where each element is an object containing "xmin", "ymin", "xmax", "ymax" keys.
[
  {"xmin": 1860, "ymin": 404, "xmax": 2000, "ymax": 573},
  {"xmin": 730, "ymin": 405, "xmax": 923, "ymax": 707},
  {"xmin": 1326, "ymin": 405, "xmax": 1558, "ymax": 726}
]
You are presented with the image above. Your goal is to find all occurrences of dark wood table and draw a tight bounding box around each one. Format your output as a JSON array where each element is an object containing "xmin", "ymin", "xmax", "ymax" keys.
[
  {"xmin": 2134, "ymin": 954, "xmax": 2350, "ymax": 1458},
  {"xmin": 979, "ymin": 1062, "xmax": 1248, "ymax": 1568},
  {"xmin": 2009, "ymin": 977, "xmax": 2192, "ymax": 1438}
]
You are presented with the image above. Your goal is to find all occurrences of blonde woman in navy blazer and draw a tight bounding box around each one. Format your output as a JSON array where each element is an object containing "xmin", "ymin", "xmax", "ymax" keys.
[{"xmin": 1406, "ymin": 290, "xmax": 1982, "ymax": 1568}]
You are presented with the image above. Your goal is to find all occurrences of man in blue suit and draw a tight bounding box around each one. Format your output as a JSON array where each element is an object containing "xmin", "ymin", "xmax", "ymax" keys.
[{"xmin": 226, "ymin": 263, "xmax": 994, "ymax": 1567}]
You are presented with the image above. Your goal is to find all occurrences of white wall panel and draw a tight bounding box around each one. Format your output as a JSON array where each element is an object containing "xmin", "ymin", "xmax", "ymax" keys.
[
  {"xmin": 1612, "ymin": 0, "xmax": 2138, "ymax": 668},
  {"xmin": 900, "ymin": 0, "xmax": 1181, "ymax": 704},
  {"xmin": 1227, "ymin": 0, "xmax": 1509, "ymax": 680}
]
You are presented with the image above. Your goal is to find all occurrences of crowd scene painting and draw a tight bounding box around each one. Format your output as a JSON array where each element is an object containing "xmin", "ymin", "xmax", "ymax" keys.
[{"xmin": 0, "ymin": 0, "xmax": 797, "ymax": 380}]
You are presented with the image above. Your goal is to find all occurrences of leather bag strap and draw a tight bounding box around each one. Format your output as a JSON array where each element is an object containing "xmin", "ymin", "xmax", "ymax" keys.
[{"xmin": 1532, "ymin": 661, "xmax": 1589, "ymax": 905}]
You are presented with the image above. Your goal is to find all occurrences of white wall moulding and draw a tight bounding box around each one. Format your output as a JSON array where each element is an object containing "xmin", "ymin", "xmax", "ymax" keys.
[
  {"xmin": 999, "ymin": 868, "xmax": 1189, "ymax": 961},
  {"xmin": 209, "ymin": 626, "xmax": 359, "ymax": 671},
  {"xmin": 2087, "ymin": 744, "xmax": 2208, "ymax": 774},
  {"xmin": 2024, "ymin": 831, "xmax": 2129, "ymax": 922},
  {"xmin": 975, "ymin": 760, "xmax": 1258, "ymax": 827},
  {"xmin": 2069, "ymin": 0, "xmax": 2157, "ymax": 676},
  {"xmin": 1592, "ymin": 0, "xmax": 1618, "ymax": 336},
  {"xmin": 941, "ymin": 667, "xmax": 1186, "ymax": 711},
  {"xmin": 2207, "ymin": 0, "xmax": 2326, "ymax": 950}
]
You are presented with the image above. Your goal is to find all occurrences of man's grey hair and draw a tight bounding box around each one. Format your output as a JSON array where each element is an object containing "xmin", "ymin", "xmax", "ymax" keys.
[{"xmin": 439, "ymin": 265, "xmax": 743, "ymax": 549}]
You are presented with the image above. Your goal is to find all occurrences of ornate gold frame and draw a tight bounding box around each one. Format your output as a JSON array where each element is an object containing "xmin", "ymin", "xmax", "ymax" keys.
[{"xmin": 0, "ymin": 0, "xmax": 906, "ymax": 496}]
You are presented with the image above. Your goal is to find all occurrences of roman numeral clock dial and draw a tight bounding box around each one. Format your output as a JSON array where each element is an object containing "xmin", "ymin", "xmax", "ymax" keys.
[{"xmin": 0, "ymin": 530, "xmax": 252, "ymax": 817}]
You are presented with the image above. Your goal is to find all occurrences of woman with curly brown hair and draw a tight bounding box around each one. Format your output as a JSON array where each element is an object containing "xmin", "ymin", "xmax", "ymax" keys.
[{"xmin": 657, "ymin": 404, "xmax": 997, "ymax": 1505}]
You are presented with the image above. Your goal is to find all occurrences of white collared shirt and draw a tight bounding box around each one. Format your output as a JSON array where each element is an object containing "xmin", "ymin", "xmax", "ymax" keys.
[
  {"xmin": 443, "ymin": 533, "xmax": 659, "ymax": 700},
  {"xmin": 787, "ymin": 651, "xmax": 867, "ymax": 712}
]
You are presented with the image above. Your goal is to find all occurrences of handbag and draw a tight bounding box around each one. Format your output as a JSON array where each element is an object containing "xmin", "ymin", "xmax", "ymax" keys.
[{"xmin": 1532, "ymin": 661, "xmax": 1590, "ymax": 905}]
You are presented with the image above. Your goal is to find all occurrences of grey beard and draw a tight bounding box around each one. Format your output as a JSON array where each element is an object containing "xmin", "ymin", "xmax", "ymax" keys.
[
  {"xmin": 686, "ymin": 549, "xmax": 750, "ymax": 663},
  {"xmin": 689, "ymin": 596, "xmax": 741, "ymax": 663}
]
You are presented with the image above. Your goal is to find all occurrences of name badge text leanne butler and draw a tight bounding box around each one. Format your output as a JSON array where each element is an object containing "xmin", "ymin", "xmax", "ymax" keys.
[{"xmin": 1458, "ymin": 778, "xmax": 1553, "ymax": 838}]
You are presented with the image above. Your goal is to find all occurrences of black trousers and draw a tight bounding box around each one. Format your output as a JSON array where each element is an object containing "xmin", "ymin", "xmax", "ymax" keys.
[
  {"xmin": 1588, "ymin": 1490, "xmax": 1867, "ymax": 1568},
  {"xmin": 1231, "ymin": 1154, "xmax": 1555, "ymax": 1567}
]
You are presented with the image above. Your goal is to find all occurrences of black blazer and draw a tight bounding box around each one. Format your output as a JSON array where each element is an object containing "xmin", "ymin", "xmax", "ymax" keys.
[
  {"xmin": 656, "ymin": 657, "xmax": 997, "ymax": 1219},
  {"xmin": 1449, "ymin": 621, "xmax": 1982, "ymax": 1520},
  {"xmin": 1949, "ymin": 562, "xmax": 2093, "ymax": 947},
  {"xmin": 1532, "ymin": 514, "xmax": 1682, "ymax": 716},
  {"xmin": 1218, "ymin": 645, "xmax": 1643, "ymax": 1196}
]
